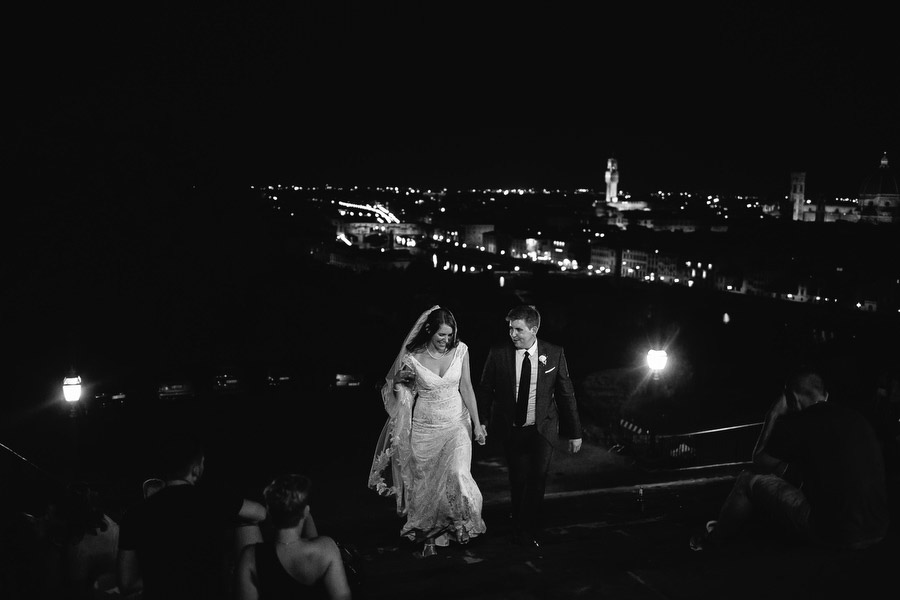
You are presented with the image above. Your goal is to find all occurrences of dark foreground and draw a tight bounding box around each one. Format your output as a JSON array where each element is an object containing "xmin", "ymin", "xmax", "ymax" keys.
[
  {"xmin": 3, "ymin": 378, "xmax": 897, "ymax": 600},
  {"xmin": 321, "ymin": 440, "xmax": 897, "ymax": 600}
]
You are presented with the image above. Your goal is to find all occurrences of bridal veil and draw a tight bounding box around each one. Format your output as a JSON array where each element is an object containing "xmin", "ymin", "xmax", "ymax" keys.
[{"xmin": 367, "ymin": 305, "xmax": 440, "ymax": 515}]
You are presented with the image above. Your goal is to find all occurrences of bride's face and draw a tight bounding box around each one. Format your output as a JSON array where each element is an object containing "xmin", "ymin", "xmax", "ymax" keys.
[{"xmin": 430, "ymin": 324, "xmax": 454, "ymax": 352}]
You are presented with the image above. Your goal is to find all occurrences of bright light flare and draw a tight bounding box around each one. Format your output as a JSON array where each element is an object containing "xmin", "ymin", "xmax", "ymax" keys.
[
  {"xmin": 63, "ymin": 375, "xmax": 82, "ymax": 403},
  {"xmin": 647, "ymin": 350, "xmax": 668, "ymax": 372}
]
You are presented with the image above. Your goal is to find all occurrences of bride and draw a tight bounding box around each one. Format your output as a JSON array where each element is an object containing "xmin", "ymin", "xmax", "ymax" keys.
[{"xmin": 368, "ymin": 305, "xmax": 488, "ymax": 557}]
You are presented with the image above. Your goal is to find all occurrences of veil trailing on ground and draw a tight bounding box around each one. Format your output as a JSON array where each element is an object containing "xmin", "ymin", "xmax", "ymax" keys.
[{"xmin": 367, "ymin": 305, "xmax": 440, "ymax": 515}]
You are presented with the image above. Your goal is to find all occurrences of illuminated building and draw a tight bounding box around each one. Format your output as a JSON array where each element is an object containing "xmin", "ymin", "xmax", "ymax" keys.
[
  {"xmin": 859, "ymin": 153, "xmax": 899, "ymax": 224},
  {"xmin": 791, "ymin": 153, "xmax": 898, "ymax": 224},
  {"xmin": 605, "ymin": 157, "xmax": 619, "ymax": 204}
]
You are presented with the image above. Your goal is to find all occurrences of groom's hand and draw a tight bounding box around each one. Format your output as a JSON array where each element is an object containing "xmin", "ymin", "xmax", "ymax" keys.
[
  {"xmin": 568, "ymin": 438, "xmax": 582, "ymax": 454},
  {"xmin": 474, "ymin": 424, "xmax": 487, "ymax": 445}
]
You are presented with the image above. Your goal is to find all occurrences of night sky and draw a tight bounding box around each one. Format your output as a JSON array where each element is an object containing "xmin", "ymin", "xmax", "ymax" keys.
[{"xmin": 11, "ymin": 3, "xmax": 899, "ymax": 197}]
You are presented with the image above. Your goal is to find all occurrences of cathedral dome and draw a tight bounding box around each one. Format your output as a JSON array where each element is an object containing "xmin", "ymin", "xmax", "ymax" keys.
[
  {"xmin": 858, "ymin": 153, "xmax": 899, "ymax": 223},
  {"xmin": 859, "ymin": 153, "xmax": 899, "ymax": 197}
]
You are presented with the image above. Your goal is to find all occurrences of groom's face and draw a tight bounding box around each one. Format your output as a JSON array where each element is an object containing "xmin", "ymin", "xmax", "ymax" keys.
[{"xmin": 508, "ymin": 319, "xmax": 537, "ymax": 350}]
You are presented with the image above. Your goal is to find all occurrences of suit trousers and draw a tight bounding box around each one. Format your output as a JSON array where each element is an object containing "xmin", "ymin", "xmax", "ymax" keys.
[{"xmin": 505, "ymin": 425, "xmax": 554, "ymax": 535}]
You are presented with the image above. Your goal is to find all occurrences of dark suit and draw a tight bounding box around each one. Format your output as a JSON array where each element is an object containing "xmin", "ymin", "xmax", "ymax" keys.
[{"xmin": 477, "ymin": 339, "xmax": 582, "ymax": 537}]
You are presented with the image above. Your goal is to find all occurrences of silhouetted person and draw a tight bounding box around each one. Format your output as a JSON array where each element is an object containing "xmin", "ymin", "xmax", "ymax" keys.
[
  {"xmin": 235, "ymin": 474, "xmax": 351, "ymax": 600},
  {"xmin": 691, "ymin": 369, "xmax": 891, "ymax": 551},
  {"xmin": 750, "ymin": 373, "xmax": 828, "ymax": 481},
  {"xmin": 0, "ymin": 489, "xmax": 64, "ymax": 600},
  {"xmin": 54, "ymin": 481, "xmax": 120, "ymax": 599},
  {"xmin": 116, "ymin": 433, "xmax": 266, "ymax": 600}
]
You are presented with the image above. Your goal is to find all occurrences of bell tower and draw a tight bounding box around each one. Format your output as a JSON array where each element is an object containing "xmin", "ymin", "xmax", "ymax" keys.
[
  {"xmin": 790, "ymin": 171, "xmax": 806, "ymax": 221},
  {"xmin": 605, "ymin": 158, "xmax": 619, "ymax": 204}
]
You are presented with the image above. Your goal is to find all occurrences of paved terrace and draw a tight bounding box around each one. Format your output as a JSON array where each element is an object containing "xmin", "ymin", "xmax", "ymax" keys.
[{"xmin": 316, "ymin": 439, "xmax": 897, "ymax": 600}]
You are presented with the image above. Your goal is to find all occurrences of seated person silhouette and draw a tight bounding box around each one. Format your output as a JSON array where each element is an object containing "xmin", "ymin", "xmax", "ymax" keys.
[
  {"xmin": 235, "ymin": 474, "xmax": 352, "ymax": 600},
  {"xmin": 691, "ymin": 368, "xmax": 891, "ymax": 551},
  {"xmin": 54, "ymin": 481, "xmax": 121, "ymax": 599},
  {"xmin": 116, "ymin": 433, "xmax": 266, "ymax": 600}
]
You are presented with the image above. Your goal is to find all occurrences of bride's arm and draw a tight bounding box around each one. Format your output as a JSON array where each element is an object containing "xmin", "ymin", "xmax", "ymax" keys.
[{"xmin": 459, "ymin": 353, "xmax": 486, "ymax": 444}]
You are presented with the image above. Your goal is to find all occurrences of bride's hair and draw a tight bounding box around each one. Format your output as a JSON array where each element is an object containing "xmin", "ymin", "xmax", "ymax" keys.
[{"xmin": 406, "ymin": 307, "xmax": 459, "ymax": 353}]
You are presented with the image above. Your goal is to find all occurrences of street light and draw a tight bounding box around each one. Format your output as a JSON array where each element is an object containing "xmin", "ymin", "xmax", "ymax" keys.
[
  {"xmin": 647, "ymin": 349, "xmax": 668, "ymax": 380},
  {"xmin": 63, "ymin": 371, "xmax": 82, "ymax": 403},
  {"xmin": 62, "ymin": 368, "xmax": 83, "ymax": 468}
]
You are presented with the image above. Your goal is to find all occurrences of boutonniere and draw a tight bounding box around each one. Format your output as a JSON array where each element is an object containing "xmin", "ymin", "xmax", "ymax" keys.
[{"xmin": 538, "ymin": 355, "xmax": 547, "ymax": 366}]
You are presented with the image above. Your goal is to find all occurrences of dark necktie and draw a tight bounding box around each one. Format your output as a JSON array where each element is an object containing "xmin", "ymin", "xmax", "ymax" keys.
[{"xmin": 515, "ymin": 351, "xmax": 530, "ymax": 426}]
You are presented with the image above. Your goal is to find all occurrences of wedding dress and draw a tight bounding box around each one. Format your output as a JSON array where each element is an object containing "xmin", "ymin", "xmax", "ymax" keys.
[
  {"xmin": 400, "ymin": 342, "xmax": 486, "ymax": 544},
  {"xmin": 368, "ymin": 306, "xmax": 486, "ymax": 546}
]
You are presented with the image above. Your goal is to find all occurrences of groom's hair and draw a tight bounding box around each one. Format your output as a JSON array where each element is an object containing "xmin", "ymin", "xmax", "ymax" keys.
[{"xmin": 506, "ymin": 304, "xmax": 541, "ymax": 330}]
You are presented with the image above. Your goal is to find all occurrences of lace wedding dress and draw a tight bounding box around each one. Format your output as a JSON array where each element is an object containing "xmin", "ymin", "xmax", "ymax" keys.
[{"xmin": 399, "ymin": 342, "xmax": 486, "ymax": 545}]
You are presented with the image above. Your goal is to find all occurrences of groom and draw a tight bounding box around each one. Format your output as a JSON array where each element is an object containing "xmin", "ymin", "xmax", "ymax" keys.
[{"xmin": 478, "ymin": 304, "xmax": 582, "ymax": 549}]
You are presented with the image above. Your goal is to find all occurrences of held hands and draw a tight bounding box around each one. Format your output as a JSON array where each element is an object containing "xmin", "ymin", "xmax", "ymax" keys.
[{"xmin": 474, "ymin": 424, "xmax": 487, "ymax": 446}]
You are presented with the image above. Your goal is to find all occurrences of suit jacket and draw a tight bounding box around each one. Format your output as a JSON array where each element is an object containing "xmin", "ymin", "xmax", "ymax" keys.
[{"xmin": 477, "ymin": 339, "xmax": 582, "ymax": 446}]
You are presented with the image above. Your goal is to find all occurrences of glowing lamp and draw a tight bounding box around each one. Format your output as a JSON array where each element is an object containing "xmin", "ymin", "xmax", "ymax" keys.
[
  {"xmin": 647, "ymin": 350, "xmax": 668, "ymax": 372},
  {"xmin": 63, "ymin": 374, "xmax": 82, "ymax": 403}
]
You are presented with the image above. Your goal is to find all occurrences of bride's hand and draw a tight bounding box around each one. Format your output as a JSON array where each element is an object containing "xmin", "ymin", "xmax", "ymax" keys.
[{"xmin": 396, "ymin": 364, "xmax": 415, "ymax": 383}]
